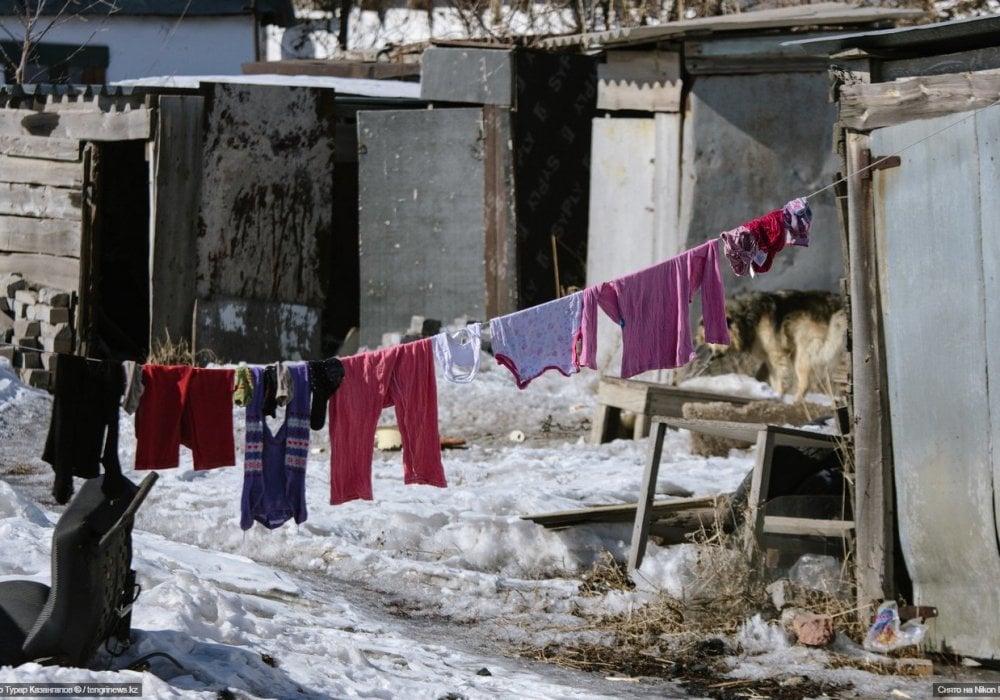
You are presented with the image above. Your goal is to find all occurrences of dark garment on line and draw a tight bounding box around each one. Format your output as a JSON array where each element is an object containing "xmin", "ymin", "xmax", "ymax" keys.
[
  {"xmin": 42, "ymin": 354, "xmax": 126, "ymax": 505},
  {"xmin": 262, "ymin": 364, "xmax": 278, "ymax": 418},
  {"xmin": 307, "ymin": 356, "xmax": 345, "ymax": 430}
]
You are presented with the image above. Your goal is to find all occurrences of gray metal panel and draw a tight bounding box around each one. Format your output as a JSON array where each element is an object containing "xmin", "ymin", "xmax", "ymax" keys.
[
  {"xmin": 357, "ymin": 108, "xmax": 487, "ymax": 348},
  {"xmin": 872, "ymin": 112, "xmax": 1000, "ymax": 659},
  {"xmin": 677, "ymin": 73, "xmax": 842, "ymax": 295},
  {"xmin": 978, "ymin": 110, "xmax": 1000, "ymax": 634},
  {"xmin": 420, "ymin": 47, "xmax": 513, "ymax": 106}
]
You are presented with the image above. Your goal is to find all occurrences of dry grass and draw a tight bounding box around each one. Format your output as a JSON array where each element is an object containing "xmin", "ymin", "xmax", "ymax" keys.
[
  {"xmin": 517, "ymin": 499, "xmax": 879, "ymax": 688},
  {"xmin": 146, "ymin": 330, "xmax": 225, "ymax": 367}
]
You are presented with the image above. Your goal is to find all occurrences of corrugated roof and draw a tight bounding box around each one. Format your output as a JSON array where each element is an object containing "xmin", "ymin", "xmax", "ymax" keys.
[
  {"xmin": 784, "ymin": 12, "xmax": 1000, "ymax": 55},
  {"xmin": 534, "ymin": 2, "xmax": 924, "ymax": 50}
]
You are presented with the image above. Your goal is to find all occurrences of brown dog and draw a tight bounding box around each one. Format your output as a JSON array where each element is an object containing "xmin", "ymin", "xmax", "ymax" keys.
[{"xmin": 693, "ymin": 290, "xmax": 848, "ymax": 402}]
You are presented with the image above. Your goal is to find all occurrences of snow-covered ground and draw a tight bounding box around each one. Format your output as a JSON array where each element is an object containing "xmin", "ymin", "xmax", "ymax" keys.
[{"xmin": 0, "ymin": 356, "xmax": 987, "ymax": 698}]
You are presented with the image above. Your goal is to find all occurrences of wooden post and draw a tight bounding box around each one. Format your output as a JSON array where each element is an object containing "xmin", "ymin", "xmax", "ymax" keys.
[
  {"xmin": 628, "ymin": 420, "xmax": 668, "ymax": 572},
  {"xmin": 149, "ymin": 94, "xmax": 204, "ymax": 354},
  {"xmin": 744, "ymin": 427, "xmax": 776, "ymax": 560},
  {"xmin": 844, "ymin": 131, "xmax": 894, "ymax": 618}
]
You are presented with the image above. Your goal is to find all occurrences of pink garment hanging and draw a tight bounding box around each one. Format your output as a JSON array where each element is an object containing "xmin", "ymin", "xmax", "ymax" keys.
[
  {"xmin": 579, "ymin": 240, "xmax": 730, "ymax": 378},
  {"xmin": 327, "ymin": 339, "xmax": 446, "ymax": 505}
]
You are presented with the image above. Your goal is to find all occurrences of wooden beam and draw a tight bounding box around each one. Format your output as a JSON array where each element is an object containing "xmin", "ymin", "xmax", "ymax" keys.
[
  {"xmin": 0, "ymin": 252, "xmax": 79, "ymax": 292},
  {"xmin": 0, "ymin": 182, "xmax": 81, "ymax": 220},
  {"xmin": 745, "ymin": 428, "xmax": 775, "ymax": 559},
  {"xmin": 149, "ymin": 94, "xmax": 204, "ymax": 348},
  {"xmin": 845, "ymin": 131, "xmax": 894, "ymax": 618},
  {"xmin": 522, "ymin": 495, "xmax": 718, "ymax": 528},
  {"xmin": 0, "ymin": 135, "xmax": 81, "ymax": 162},
  {"xmin": 483, "ymin": 104, "xmax": 515, "ymax": 319},
  {"xmin": 0, "ymin": 215, "xmax": 81, "ymax": 257},
  {"xmin": 0, "ymin": 106, "xmax": 151, "ymax": 141},
  {"xmin": 762, "ymin": 516, "xmax": 855, "ymax": 538},
  {"xmin": 0, "ymin": 153, "xmax": 83, "ymax": 188},
  {"xmin": 657, "ymin": 417, "xmax": 841, "ymax": 449},
  {"xmin": 628, "ymin": 421, "xmax": 668, "ymax": 572},
  {"xmin": 839, "ymin": 69, "xmax": 1000, "ymax": 131}
]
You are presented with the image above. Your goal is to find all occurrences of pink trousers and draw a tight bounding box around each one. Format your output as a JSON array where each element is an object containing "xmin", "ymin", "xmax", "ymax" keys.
[{"xmin": 328, "ymin": 339, "xmax": 446, "ymax": 504}]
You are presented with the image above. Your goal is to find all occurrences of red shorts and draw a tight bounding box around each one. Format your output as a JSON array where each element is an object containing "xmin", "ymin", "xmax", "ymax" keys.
[{"xmin": 134, "ymin": 365, "xmax": 236, "ymax": 470}]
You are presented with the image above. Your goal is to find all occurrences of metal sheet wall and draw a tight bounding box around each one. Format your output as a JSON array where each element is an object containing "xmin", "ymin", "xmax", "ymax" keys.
[
  {"xmin": 678, "ymin": 73, "xmax": 842, "ymax": 294},
  {"xmin": 872, "ymin": 109, "xmax": 1000, "ymax": 658},
  {"xmin": 357, "ymin": 108, "xmax": 489, "ymax": 348}
]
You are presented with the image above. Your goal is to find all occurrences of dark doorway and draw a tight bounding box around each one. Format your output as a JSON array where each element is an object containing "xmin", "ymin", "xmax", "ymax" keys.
[{"xmin": 90, "ymin": 140, "xmax": 150, "ymax": 361}]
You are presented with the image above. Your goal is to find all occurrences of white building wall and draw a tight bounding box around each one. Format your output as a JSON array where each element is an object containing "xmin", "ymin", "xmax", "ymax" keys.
[{"xmin": 0, "ymin": 15, "xmax": 258, "ymax": 81}]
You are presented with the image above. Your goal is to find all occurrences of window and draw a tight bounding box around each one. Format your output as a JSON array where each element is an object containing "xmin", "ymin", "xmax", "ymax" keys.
[{"xmin": 1, "ymin": 41, "xmax": 108, "ymax": 83}]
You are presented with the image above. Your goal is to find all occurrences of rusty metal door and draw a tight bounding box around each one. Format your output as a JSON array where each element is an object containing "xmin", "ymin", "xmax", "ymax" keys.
[{"xmin": 872, "ymin": 108, "xmax": 1000, "ymax": 658}]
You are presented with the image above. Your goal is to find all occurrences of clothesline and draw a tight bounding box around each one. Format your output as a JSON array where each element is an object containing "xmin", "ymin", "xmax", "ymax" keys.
[{"xmin": 35, "ymin": 195, "xmax": 812, "ymax": 533}]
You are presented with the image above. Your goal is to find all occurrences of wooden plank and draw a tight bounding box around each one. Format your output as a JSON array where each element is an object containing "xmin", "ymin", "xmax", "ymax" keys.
[
  {"xmin": 658, "ymin": 417, "xmax": 841, "ymax": 449},
  {"xmin": 0, "ymin": 153, "xmax": 83, "ymax": 188},
  {"xmin": 762, "ymin": 516, "xmax": 855, "ymax": 538},
  {"xmin": 596, "ymin": 376, "xmax": 754, "ymax": 417},
  {"xmin": 0, "ymin": 215, "xmax": 80, "ymax": 257},
  {"xmin": 0, "ymin": 182, "xmax": 81, "ymax": 220},
  {"xmin": 839, "ymin": 69, "xmax": 1000, "ymax": 131},
  {"xmin": 745, "ymin": 428, "xmax": 775, "ymax": 559},
  {"xmin": 0, "ymin": 135, "xmax": 81, "ymax": 162},
  {"xmin": 844, "ymin": 131, "xmax": 893, "ymax": 619},
  {"xmin": 0, "ymin": 252, "xmax": 79, "ymax": 292},
  {"xmin": 628, "ymin": 421, "xmax": 667, "ymax": 572},
  {"xmin": 483, "ymin": 104, "xmax": 516, "ymax": 319},
  {"xmin": 0, "ymin": 107, "xmax": 151, "ymax": 141},
  {"xmin": 149, "ymin": 94, "xmax": 204, "ymax": 348},
  {"xmin": 522, "ymin": 495, "xmax": 717, "ymax": 528},
  {"xmin": 589, "ymin": 404, "xmax": 619, "ymax": 445}
]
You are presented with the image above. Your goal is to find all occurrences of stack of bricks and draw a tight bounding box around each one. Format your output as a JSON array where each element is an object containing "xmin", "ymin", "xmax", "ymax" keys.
[{"xmin": 0, "ymin": 272, "xmax": 74, "ymax": 391}]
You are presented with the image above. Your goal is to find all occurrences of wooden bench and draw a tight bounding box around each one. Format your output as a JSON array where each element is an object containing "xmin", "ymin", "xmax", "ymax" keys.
[
  {"xmin": 627, "ymin": 416, "xmax": 852, "ymax": 572},
  {"xmin": 590, "ymin": 376, "xmax": 754, "ymax": 444}
]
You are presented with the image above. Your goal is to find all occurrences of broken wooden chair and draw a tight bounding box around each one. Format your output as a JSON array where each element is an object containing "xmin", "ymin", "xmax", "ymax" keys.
[
  {"xmin": 0, "ymin": 472, "xmax": 158, "ymax": 667},
  {"xmin": 627, "ymin": 415, "xmax": 850, "ymax": 572}
]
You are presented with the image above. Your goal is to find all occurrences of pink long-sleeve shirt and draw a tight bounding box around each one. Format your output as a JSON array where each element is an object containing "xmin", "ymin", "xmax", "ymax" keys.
[{"xmin": 577, "ymin": 240, "xmax": 730, "ymax": 378}]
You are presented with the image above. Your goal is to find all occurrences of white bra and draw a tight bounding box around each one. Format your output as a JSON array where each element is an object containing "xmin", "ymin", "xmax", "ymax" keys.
[{"xmin": 432, "ymin": 324, "xmax": 482, "ymax": 384}]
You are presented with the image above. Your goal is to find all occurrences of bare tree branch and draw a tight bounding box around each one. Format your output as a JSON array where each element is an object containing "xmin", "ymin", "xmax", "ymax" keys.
[{"xmin": 6, "ymin": 0, "xmax": 119, "ymax": 82}]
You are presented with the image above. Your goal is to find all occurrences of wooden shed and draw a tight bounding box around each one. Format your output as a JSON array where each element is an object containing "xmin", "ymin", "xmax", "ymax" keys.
[
  {"xmin": 0, "ymin": 75, "xmax": 421, "ymax": 377},
  {"xmin": 792, "ymin": 14, "xmax": 1000, "ymax": 660},
  {"xmin": 537, "ymin": 2, "xmax": 921, "ymax": 372}
]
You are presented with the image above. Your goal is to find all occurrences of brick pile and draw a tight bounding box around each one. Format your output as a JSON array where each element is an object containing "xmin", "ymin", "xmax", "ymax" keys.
[{"xmin": 0, "ymin": 272, "xmax": 74, "ymax": 391}]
